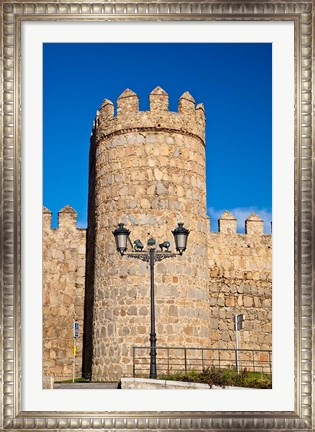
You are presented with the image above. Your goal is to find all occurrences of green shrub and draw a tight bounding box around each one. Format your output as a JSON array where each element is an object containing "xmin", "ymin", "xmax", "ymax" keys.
[{"xmin": 158, "ymin": 367, "xmax": 272, "ymax": 389}]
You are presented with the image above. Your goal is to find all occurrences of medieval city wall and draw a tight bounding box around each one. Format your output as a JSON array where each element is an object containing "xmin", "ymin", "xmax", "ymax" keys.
[
  {"xmin": 43, "ymin": 88, "xmax": 272, "ymax": 381},
  {"xmin": 43, "ymin": 206, "xmax": 86, "ymax": 379},
  {"xmin": 42, "ymin": 206, "xmax": 272, "ymax": 379},
  {"xmin": 208, "ymin": 211, "xmax": 272, "ymax": 369}
]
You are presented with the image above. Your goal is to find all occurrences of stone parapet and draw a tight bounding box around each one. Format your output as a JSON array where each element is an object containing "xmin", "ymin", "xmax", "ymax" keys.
[
  {"xmin": 57, "ymin": 205, "xmax": 78, "ymax": 229},
  {"xmin": 93, "ymin": 86, "xmax": 205, "ymax": 144},
  {"xmin": 217, "ymin": 211, "xmax": 270, "ymax": 236},
  {"xmin": 43, "ymin": 206, "xmax": 52, "ymax": 230},
  {"xmin": 218, "ymin": 210, "xmax": 237, "ymax": 234},
  {"xmin": 245, "ymin": 212, "xmax": 264, "ymax": 235}
]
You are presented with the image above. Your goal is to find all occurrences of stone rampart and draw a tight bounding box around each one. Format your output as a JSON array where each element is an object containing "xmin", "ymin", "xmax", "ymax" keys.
[
  {"xmin": 43, "ymin": 88, "xmax": 272, "ymax": 382},
  {"xmin": 43, "ymin": 206, "xmax": 86, "ymax": 379},
  {"xmin": 43, "ymin": 206, "xmax": 272, "ymax": 379},
  {"xmin": 208, "ymin": 211, "xmax": 272, "ymax": 360}
]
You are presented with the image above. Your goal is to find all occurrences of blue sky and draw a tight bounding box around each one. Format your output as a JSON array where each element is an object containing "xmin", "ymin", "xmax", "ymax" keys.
[{"xmin": 43, "ymin": 43, "xmax": 272, "ymax": 233}]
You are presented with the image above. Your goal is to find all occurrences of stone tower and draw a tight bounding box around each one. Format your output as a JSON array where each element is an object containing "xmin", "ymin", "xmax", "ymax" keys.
[{"xmin": 83, "ymin": 87, "xmax": 210, "ymax": 380}]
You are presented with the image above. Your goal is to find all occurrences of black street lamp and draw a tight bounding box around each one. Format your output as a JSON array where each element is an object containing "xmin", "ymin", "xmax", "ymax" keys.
[
  {"xmin": 112, "ymin": 222, "xmax": 189, "ymax": 379},
  {"xmin": 172, "ymin": 222, "xmax": 190, "ymax": 255},
  {"xmin": 112, "ymin": 223, "xmax": 131, "ymax": 255}
]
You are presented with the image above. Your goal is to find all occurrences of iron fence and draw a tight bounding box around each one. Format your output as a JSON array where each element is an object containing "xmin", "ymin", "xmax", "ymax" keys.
[{"xmin": 132, "ymin": 346, "xmax": 272, "ymax": 377}]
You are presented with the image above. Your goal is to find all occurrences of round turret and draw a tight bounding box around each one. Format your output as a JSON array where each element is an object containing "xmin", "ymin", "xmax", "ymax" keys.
[{"xmin": 83, "ymin": 87, "xmax": 210, "ymax": 380}]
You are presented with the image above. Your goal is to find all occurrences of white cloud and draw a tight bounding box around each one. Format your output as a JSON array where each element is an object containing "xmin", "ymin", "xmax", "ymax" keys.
[{"xmin": 207, "ymin": 206, "xmax": 272, "ymax": 234}]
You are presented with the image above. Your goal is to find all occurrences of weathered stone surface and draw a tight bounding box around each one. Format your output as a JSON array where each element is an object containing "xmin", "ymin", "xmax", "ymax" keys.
[
  {"xmin": 208, "ymin": 228, "xmax": 272, "ymax": 351},
  {"xmin": 245, "ymin": 213, "xmax": 264, "ymax": 235},
  {"xmin": 43, "ymin": 206, "xmax": 86, "ymax": 380},
  {"xmin": 43, "ymin": 89, "xmax": 272, "ymax": 383},
  {"xmin": 84, "ymin": 88, "xmax": 210, "ymax": 381},
  {"xmin": 218, "ymin": 210, "xmax": 237, "ymax": 234}
]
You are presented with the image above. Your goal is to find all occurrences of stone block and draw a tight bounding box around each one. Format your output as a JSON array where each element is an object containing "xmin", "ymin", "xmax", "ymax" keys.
[
  {"xmin": 225, "ymin": 295, "xmax": 235, "ymax": 307},
  {"xmin": 244, "ymin": 297, "xmax": 253, "ymax": 307}
]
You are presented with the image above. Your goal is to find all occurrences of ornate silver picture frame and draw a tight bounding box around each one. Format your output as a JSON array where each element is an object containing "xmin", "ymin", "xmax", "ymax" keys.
[{"xmin": 1, "ymin": 1, "xmax": 313, "ymax": 430}]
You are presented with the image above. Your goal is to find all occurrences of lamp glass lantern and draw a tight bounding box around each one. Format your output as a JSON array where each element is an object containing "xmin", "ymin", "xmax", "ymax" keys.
[
  {"xmin": 112, "ymin": 223, "xmax": 130, "ymax": 255},
  {"xmin": 172, "ymin": 222, "xmax": 189, "ymax": 255}
]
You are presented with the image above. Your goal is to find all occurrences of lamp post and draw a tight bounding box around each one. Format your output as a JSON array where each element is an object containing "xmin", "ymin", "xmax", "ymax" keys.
[{"xmin": 113, "ymin": 222, "xmax": 189, "ymax": 379}]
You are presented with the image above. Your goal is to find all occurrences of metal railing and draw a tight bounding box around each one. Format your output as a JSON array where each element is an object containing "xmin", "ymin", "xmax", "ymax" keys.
[{"xmin": 132, "ymin": 346, "xmax": 272, "ymax": 377}]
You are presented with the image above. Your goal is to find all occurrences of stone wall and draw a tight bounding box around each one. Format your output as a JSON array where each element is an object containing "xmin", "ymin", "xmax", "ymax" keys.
[
  {"xmin": 42, "ymin": 207, "xmax": 272, "ymax": 379},
  {"xmin": 208, "ymin": 211, "xmax": 272, "ymax": 367},
  {"xmin": 42, "ymin": 88, "xmax": 272, "ymax": 382},
  {"xmin": 43, "ymin": 206, "xmax": 86, "ymax": 380}
]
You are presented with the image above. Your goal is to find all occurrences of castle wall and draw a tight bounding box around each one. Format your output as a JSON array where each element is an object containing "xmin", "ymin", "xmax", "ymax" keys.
[
  {"xmin": 42, "ymin": 88, "xmax": 272, "ymax": 381},
  {"xmin": 84, "ymin": 88, "xmax": 211, "ymax": 380},
  {"xmin": 43, "ymin": 206, "xmax": 86, "ymax": 380},
  {"xmin": 208, "ymin": 212, "xmax": 272, "ymax": 365}
]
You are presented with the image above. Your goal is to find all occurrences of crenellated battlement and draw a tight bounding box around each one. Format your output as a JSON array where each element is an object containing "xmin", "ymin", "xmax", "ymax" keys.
[
  {"xmin": 43, "ymin": 205, "xmax": 86, "ymax": 231},
  {"xmin": 208, "ymin": 211, "xmax": 272, "ymax": 293},
  {"xmin": 94, "ymin": 87, "xmax": 206, "ymax": 143},
  {"xmin": 43, "ymin": 206, "xmax": 269, "ymax": 236},
  {"xmin": 215, "ymin": 211, "xmax": 269, "ymax": 236}
]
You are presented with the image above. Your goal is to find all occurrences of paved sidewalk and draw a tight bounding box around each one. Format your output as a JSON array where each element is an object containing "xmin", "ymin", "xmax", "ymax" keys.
[
  {"xmin": 121, "ymin": 378, "xmax": 257, "ymax": 390},
  {"xmin": 121, "ymin": 377, "xmax": 210, "ymax": 389},
  {"xmin": 52, "ymin": 380, "xmax": 255, "ymax": 390}
]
